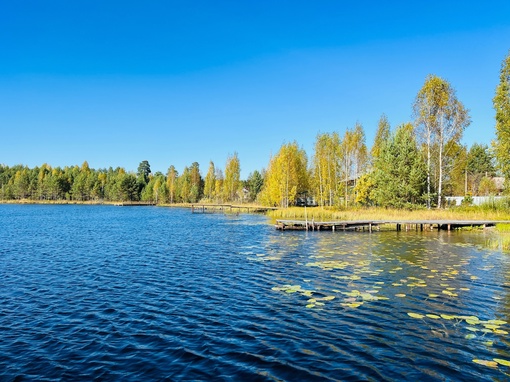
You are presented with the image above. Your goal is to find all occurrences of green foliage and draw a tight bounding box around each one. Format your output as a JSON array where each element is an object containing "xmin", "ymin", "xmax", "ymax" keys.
[
  {"xmin": 467, "ymin": 143, "xmax": 495, "ymax": 176},
  {"xmin": 137, "ymin": 160, "xmax": 151, "ymax": 184},
  {"xmin": 189, "ymin": 162, "xmax": 203, "ymax": 203},
  {"xmin": 141, "ymin": 173, "xmax": 166, "ymax": 203},
  {"xmin": 462, "ymin": 193, "xmax": 474, "ymax": 206},
  {"xmin": 371, "ymin": 114, "xmax": 391, "ymax": 162},
  {"xmin": 493, "ymin": 50, "xmax": 510, "ymax": 191},
  {"xmin": 246, "ymin": 170, "xmax": 264, "ymax": 202},
  {"xmin": 371, "ymin": 123, "xmax": 427, "ymax": 208},
  {"xmin": 119, "ymin": 173, "xmax": 139, "ymax": 201}
]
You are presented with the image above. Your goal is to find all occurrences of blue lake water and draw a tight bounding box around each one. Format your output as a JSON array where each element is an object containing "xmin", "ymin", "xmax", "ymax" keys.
[{"xmin": 1, "ymin": 204, "xmax": 510, "ymax": 381}]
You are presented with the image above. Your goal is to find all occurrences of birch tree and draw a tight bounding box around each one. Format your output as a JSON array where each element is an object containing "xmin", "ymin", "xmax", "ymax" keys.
[
  {"xmin": 312, "ymin": 132, "xmax": 341, "ymax": 206},
  {"xmin": 259, "ymin": 142, "xmax": 308, "ymax": 207},
  {"xmin": 414, "ymin": 74, "xmax": 470, "ymax": 208},
  {"xmin": 203, "ymin": 161, "xmax": 216, "ymax": 201},
  {"xmin": 166, "ymin": 165, "xmax": 178, "ymax": 204},
  {"xmin": 371, "ymin": 114, "xmax": 391, "ymax": 162},
  {"xmin": 223, "ymin": 152, "xmax": 241, "ymax": 202},
  {"xmin": 341, "ymin": 123, "xmax": 367, "ymax": 207}
]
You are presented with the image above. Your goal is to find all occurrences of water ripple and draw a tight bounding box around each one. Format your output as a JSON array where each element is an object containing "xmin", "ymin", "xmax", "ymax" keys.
[{"xmin": 1, "ymin": 205, "xmax": 510, "ymax": 380}]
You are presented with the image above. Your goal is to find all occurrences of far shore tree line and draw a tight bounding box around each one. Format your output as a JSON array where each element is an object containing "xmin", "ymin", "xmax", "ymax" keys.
[{"xmin": 1, "ymin": 50, "xmax": 510, "ymax": 209}]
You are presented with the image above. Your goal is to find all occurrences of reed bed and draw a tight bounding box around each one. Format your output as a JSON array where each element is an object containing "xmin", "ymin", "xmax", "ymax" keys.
[{"xmin": 267, "ymin": 206, "xmax": 510, "ymax": 222}]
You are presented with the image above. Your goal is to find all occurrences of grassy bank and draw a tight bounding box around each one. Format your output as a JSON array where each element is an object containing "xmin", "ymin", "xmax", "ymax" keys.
[{"xmin": 267, "ymin": 206, "xmax": 510, "ymax": 222}]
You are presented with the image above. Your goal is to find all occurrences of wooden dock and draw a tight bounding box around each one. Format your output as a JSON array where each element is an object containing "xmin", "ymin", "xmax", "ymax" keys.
[
  {"xmin": 191, "ymin": 204, "xmax": 277, "ymax": 214},
  {"xmin": 114, "ymin": 201, "xmax": 155, "ymax": 206},
  {"xmin": 275, "ymin": 219, "xmax": 508, "ymax": 232}
]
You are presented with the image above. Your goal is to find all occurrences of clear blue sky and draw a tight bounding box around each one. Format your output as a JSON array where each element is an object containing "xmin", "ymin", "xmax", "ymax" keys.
[{"xmin": 1, "ymin": 1, "xmax": 510, "ymax": 178}]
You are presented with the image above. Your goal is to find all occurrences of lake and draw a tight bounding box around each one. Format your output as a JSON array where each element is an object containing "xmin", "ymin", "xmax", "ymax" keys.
[{"xmin": 1, "ymin": 204, "xmax": 510, "ymax": 381}]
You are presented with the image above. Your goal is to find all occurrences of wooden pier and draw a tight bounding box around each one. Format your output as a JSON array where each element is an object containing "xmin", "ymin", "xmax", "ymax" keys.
[
  {"xmin": 114, "ymin": 201, "xmax": 155, "ymax": 206},
  {"xmin": 191, "ymin": 204, "xmax": 277, "ymax": 214},
  {"xmin": 275, "ymin": 219, "xmax": 507, "ymax": 232}
]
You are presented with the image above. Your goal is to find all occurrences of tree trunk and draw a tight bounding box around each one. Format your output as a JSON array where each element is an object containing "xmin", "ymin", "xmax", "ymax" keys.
[
  {"xmin": 437, "ymin": 115, "xmax": 444, "ymax": 209},
  {"xmin": 426, "ymin": 130, "xmax": 431, "ymax": 209}
]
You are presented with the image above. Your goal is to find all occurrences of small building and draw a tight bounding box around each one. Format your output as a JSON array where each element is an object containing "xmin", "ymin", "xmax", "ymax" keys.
[{"xmin": 296, "ymin": 196, "xmax": 318, "ymax": 207}]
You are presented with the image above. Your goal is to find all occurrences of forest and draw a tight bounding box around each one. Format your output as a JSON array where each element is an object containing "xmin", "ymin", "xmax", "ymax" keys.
[{"xmin": 1, "ymin": 51, "xmax": 510, "ymax": 209}]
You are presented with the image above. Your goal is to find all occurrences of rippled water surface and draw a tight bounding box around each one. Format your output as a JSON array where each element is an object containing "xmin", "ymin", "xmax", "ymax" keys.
[{"xmin": 2, "ymin": 205, "xmax": 510, "ymax": 381}]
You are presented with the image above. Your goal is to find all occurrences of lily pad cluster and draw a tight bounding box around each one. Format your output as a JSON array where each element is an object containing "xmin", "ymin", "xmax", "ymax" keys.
[
  {"xmin": 271, "ymin": 284, "xmax": 336, "ymax": 309},
  {"xmin": 252, "ymin": 233, "xmax": 510, "ymax": 373}
]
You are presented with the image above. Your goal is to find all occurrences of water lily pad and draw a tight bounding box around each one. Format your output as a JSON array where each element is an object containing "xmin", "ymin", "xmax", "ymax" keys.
[
  {"xmin": 493, "ymin": 358, "xmax": 510, "ymax": 367},
  {"xmin": 361, "ymin": 293, "xmax": 378, "ymax": 301},
  {"xmin": 465, "ymin": 334, "xmax": 476, "ymax": 340},
  {"xmin": 426, "ymin": 314, "xmax": 441, "ymax": 319},
  {"xmin": 428, "ymin": 294, "xmax": 439, "ymax": 298},
  {"xmin": 487, "ymin": 319, "xmax": 507, "ymax": 325},
  {"xmin": 395, "ymin": 294, "xmax": 406, "ymax": 298},
  {"xmin": 466, "ymin": 327, "xmax": 479, "ymax": 332},
  {"xmin": 483, "ymin": 341, "xmax": 494, "ymax": 347},
  {"xmin": 306, "ymin": 304, "xmax": 315, "ymax": 308},
  {"xmin": 408, "ymin": 312, "xmax": 424, "ymax": 319},
  {"xmin": 441, "ymin": 314, "xmax": 456, "ymax": 320},
  {"xmin": 473, "ymin": 359, "xmax": 498, "ymax": 368},
  {"xmin": 342, "ymin": 290, "xmax": 361, "ymax": 297},
  {"xmin": 341, "ymin": 302, "xmax": 363, "ymax": 308}
]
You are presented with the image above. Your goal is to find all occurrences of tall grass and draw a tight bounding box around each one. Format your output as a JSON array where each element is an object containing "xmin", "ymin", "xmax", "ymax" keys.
[
  {"xmin": 267, "ymin": 205, "xmax": 510, "ymax": 221},
  {"xmin": 486, "ymin": 234, "xmax": 510, "ymax": 251}
]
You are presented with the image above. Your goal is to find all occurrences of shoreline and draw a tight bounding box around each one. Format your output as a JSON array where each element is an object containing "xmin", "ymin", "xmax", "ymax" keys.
[{"xmin": 2, "ymin": 199, "xmax": 510, "ymax": 223}]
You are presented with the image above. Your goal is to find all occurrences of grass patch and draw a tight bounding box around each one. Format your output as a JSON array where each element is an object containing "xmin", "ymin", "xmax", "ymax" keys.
[
  {"xmin": 486, "ymin": 234, "xmax": 510, "ymax": 251},
  {"xmin": 496, "ymin": 223, "xmax": 510, "ymax": 233}
]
